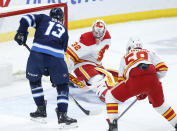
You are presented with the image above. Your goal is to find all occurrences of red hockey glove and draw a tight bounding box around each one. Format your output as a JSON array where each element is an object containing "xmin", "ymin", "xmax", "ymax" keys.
[{"xmin": 136, "ymin": 94, "xmax": 147, "ymax": 100}]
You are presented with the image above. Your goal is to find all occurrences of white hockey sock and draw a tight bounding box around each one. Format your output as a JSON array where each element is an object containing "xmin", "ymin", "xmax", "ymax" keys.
[
  {"xmin": 105, "ymin": 90, "xmax": 120, "ymax": 123},
  {"xmin": 154, "ymin": 102, "xmax": 177, "ymax": 127}
]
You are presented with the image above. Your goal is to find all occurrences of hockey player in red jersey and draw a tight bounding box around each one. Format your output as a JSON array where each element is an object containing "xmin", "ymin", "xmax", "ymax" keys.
[
  {"xmin": 110, "ymin": 37, "xmax": 177, "ymax": 131},
  {"xmin": 66, "ymin": 20, "xmax": 119, "ymax": 129}
]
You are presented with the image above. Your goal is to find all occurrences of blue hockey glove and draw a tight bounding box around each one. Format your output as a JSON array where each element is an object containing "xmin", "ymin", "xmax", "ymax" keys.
[
  {"xmin": 44, "ymin": 68, "xmax": 49, "ymax": 76},
  {"xmin": 14, "ymin": 32, "xmax": 28, "ymax": 45}
]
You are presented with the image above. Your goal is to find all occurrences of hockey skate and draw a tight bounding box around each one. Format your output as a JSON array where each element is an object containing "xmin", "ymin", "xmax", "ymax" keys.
[
  {"xmin": 55, "ymin": 107, "xmax": 78, "ymax": 129},
  {"xmin": 107, "ymin": 119, "xmax": 118, "ymax": 131},
  {"xmin": 30, "ymin": 101, "xmax": 47, "ymax": 124},
  {"xmin": 175, "ymin": 123, "xmax": 177, "ymax": 131}
]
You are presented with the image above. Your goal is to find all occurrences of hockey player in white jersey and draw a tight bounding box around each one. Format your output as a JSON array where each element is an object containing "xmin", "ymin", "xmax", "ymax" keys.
[
  {"xmin": 66, "ymin": 20, "xmax": 119, "ymax": 131},
  {"xmin": 110, "ymin": 37, "xmax": 177, "ymax": 131}
]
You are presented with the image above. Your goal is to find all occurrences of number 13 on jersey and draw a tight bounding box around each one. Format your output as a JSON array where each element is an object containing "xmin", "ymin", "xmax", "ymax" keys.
[{"xmin": 45, "ymin": 21, "xmax": 65, "ymax": 38}]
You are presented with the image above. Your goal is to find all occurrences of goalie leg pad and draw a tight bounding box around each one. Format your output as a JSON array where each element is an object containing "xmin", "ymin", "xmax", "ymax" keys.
[
  {"xmin": 88, "ymin": 75, "xmax": 107, "ymax": 95},
  {"xmin": 74, "ymin": 64, "xmax": 100, "ymax": 83}
]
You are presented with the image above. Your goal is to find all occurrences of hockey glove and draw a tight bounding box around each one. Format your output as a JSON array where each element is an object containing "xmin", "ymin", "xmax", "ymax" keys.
[
  {"xmin": 52, "ymin": 83, "xmax": 57, "ymax": 88},
  {"xmin": 44, "ymin": 68, "xmax": 49, "ymax": 76},
  {"xmin": 136, "ymin": 94, "xmax": 147, "ymax": 100},
  {"xmin": 14, "ymin": 32, "xmax": 28, "ymax": 45}
]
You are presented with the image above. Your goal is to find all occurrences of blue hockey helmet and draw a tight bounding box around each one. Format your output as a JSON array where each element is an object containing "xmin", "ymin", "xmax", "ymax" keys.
[{"xmin": 50, "ymin": 8, "xmax": 64, "ymax": 23}]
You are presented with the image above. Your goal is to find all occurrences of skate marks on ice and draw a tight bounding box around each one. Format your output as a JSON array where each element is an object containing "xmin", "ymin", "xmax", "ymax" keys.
[
  {"xmin": 30, "ymin": 117, "xmax": 78, "ymax": 130},
  {"xmin": 0, "ymin": 86, "xmax": 105, "ymax": 131},
  {"xmin": 0, "ymin": 83, "xmax": 136, "ymax": 131},
  {"xmin": 148, "ymin": 37, "xmax": 177, "ymax": 55},
  {"xmin": 69, "ymin": 88, "xmax": 105, "ymax": 116},
  {"xmin": 117, "ymin": 99, "xmax": 176, "ymax": 131},
  {"xmin": 30, "ymin": 117, "xmax": 48, "ymax": 124}
]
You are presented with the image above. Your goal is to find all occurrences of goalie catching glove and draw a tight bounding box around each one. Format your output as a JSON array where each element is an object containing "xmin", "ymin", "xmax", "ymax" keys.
[{"xmin": 14, "ymin": 32, "xmax": 28, "ymax": 45}]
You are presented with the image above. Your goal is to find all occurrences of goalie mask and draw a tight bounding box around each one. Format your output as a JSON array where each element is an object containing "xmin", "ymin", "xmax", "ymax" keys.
[
  {"xmin": 126, "ymin": 37, "xmax": 143, "ymax": 52},
  {"xmin": 92, "ymin": 20, "xmax": 106, "ymax": 40},
  {"xmin": 50, "ymin": 8, "xmax": 64, "ymax": 23}
]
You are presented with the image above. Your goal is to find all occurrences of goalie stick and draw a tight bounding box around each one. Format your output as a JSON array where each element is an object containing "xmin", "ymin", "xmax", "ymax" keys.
[
  {"xmin": 69, "ymin": 94, "xmax": 102, "ymax": 116},
  {"xmin": 23, "ymin": 44, "xmax": 100, "ymax": 116},
  {"xmin": 69, "ymin": 94, "xmax": 90, "ymax": 115}
]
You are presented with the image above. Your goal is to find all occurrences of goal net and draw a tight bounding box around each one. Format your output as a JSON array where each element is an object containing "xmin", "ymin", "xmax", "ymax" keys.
[{"xmin": 0, "ymin": 3, "xmax": 68, "ymax": 85}]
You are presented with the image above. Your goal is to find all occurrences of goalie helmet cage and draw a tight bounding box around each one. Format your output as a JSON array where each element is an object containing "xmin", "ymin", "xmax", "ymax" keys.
[{"xmin": 0, "ymin": 3, "xmax": 68, "ymax": 82}]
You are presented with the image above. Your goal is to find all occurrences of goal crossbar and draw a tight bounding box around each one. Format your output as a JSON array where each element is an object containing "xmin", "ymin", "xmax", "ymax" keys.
[{"xmin": 0, "ymin": 3, "xmax": 68, "ymax": 28}]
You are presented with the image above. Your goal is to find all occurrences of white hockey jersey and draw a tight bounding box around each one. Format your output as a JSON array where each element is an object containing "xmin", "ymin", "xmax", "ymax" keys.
[
  {"xmin": 66, "ymin": 30, "xmax": 111, "ymax": 70},
  {"xmin": 119, "ymin": 49, "xmax": 168, "ymax": 79}
]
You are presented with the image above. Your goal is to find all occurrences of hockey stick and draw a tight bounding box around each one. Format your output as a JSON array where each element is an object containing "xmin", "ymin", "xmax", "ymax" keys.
[
  {"xmin": 69, "ymin": 94, "xmax": 101, "ymax": 116},
  {"xmin": 114, "ymin": 99, "xmax": 137, "ymax": 131},
  {"xmin": 69, "ymin": 94, "xmax": 90, "ymax": 115},
  {"xmin": 24, "ymin": 44, "xmax": 30, "ymax": 51},
  {"xmin": 23, "ymin": 44, "xmax": 98, "ymax": 116},
  {"xmin": 117, "ymin": 99, "xmax": 137, "ymax": 120}
]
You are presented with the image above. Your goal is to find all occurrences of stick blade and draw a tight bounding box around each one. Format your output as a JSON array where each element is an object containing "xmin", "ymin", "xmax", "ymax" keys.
[{"xmin": 89, "ymin": 109, "xmax": 103, "ymax": 116}]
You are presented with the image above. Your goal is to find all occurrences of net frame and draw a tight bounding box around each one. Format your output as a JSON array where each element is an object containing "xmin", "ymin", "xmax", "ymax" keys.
[
  {"xmin": 0, "ymin": 3, "xmax": 68, "ymax": 82},
  {"xmin": 0, "ymin": 0, "xmax": 10, "ymax": 7},
  {"xmin": 0, "ymin": 3, "xmax": 68, "ymax": 28}
]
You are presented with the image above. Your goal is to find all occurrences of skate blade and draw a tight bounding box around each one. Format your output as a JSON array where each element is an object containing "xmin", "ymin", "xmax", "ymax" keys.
[
  {"xmin": 112, "ymin": 128, "xmax": 118, "ymax": 131},
  {"xmin": 58, "ymin": 123, "xmax": 78, "ymax": 130},
  {"xmin": 30, "ymin": 117, "xmax": 47, "ymax": 124}
]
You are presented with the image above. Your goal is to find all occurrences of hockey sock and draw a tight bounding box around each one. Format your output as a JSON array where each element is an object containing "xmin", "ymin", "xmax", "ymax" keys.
[
  {"xmin": 106, "ymin": 103, "xmax": 118, "ymax": 123},
  {"xmin": 29, "ymin": 80, "xmax": 45, "ymax": 107},
  {"xmin": 56, "ymin": 83, "xmax": 69, "ymax": 112},
  {"xmin": 105, "ymin": 90, "xmax": 119, "ymax": 123},
  {"xmin": 154, "ymin": 102, "xmax": 177, "ymax": 127}
]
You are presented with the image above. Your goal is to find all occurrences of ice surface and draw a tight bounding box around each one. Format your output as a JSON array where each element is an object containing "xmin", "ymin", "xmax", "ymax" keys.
[{"xmin": 0, "ymin": 17, "xmax": 177, "ymax": 131}]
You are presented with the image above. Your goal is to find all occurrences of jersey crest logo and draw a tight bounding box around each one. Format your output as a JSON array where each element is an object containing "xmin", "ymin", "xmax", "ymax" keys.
[{"xmin": 96, "ymin": 22, "xmax": 104, "ymax": 28}]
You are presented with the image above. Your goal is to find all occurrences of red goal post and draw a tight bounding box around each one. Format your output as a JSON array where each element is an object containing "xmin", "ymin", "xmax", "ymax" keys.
[
  {"xmin": 0, "ymin": 3, "xmax": 68, "ymax": 28},
  {"xmin": 0, "ymin": 3, "xmax": 68, "ymax": 44}
]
